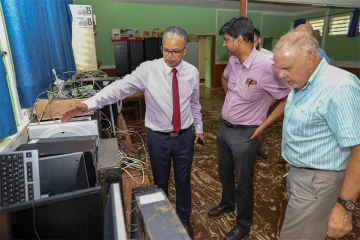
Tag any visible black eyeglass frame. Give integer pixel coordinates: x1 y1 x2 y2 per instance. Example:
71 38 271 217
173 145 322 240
160 45 187 56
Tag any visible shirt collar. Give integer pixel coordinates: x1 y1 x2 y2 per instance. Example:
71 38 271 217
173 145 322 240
163 58 183 75
234 47 258 69
301 58 328 90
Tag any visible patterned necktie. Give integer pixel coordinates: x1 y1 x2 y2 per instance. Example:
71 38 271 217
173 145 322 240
171 68 181 133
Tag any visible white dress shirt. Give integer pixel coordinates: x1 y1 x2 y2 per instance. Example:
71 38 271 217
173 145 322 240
260 47 273 59
84 58 203 133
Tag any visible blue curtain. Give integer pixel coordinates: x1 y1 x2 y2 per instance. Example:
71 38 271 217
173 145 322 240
1 0 75 108
0 58 17 139
293 18 306 28
348 8 360 37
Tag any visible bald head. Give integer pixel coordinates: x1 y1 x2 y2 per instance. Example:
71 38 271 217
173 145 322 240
295 23 314 36
273 30 321 89
274 30 320 58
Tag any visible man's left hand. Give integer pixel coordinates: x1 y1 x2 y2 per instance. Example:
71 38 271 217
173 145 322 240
194 133 205 147
327 203 353 238
250 126 264 143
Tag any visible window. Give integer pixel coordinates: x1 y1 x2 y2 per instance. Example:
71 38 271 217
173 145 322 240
328 14 351 36
307 18 325 36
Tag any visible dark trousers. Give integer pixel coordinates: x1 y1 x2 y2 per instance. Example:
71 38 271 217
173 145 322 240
147 128 195 224
217 122 259 228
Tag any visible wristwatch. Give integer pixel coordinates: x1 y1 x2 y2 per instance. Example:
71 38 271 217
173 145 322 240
337 197 357 212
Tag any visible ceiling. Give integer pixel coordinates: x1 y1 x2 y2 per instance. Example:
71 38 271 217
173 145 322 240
103 0 359 14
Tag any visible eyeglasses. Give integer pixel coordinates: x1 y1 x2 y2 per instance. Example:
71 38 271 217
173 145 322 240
161 45 186 56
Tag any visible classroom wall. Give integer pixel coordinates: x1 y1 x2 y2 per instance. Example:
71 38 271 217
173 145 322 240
261 14 293 38
73 1 359 72
73 0 294 65
73 0 216 66
295 8 360 63
325 8 360 62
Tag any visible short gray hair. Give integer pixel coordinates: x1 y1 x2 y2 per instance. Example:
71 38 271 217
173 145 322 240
163 26 188 45
274 30 320 58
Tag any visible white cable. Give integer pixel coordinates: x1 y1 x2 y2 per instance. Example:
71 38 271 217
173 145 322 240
52 69 65 98
115 128 148 164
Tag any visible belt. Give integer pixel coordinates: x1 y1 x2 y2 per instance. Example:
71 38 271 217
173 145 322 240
155 127 190 137
293 166 325 171
223 120 258 129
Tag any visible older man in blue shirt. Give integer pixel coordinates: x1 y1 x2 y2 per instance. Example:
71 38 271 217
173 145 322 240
274 30 360 239
296 23 330 64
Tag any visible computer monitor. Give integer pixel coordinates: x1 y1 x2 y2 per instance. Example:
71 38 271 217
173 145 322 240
39 152 89 196
103 183 127 240
0 186 103 239
16 136 98 187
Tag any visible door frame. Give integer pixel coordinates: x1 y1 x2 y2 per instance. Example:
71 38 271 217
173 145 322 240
195 34 216 88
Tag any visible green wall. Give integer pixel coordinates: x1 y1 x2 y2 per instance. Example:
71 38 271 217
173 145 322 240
295 8 360 62
261 15 293 37
73 0 296 65
73 1 359 65
215 10 238 62
74 0 216 65
325 8 360 62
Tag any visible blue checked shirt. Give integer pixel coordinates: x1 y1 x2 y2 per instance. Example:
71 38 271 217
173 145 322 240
282 59 360 171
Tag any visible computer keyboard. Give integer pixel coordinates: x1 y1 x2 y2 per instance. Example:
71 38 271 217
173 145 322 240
0 150 41 207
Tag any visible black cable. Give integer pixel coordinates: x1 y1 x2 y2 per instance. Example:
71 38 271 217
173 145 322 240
32 200 40 240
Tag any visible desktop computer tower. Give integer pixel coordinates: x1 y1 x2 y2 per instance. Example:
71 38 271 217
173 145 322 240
130 185 158 239
97 138 122 204
144 37 162 61
16 136 98 187
113 41 130 77
113 40 145 77
129 40 144 72
135 188 191 240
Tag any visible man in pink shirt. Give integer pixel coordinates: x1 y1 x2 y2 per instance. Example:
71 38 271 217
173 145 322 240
208 17 290 240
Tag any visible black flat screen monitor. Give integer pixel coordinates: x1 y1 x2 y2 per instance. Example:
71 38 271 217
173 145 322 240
39 152 89 196
103 183 127 240
0 186 103 239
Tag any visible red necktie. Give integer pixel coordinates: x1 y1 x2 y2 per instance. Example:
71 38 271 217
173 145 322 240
172 68 181 133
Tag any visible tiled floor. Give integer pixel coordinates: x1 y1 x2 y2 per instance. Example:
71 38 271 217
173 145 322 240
123 85 360 240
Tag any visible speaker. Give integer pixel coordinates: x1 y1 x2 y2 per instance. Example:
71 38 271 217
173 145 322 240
113 41 130 77
144 37 162 61
129 40 144 72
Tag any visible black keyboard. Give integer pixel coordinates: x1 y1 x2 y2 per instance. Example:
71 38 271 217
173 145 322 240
0 150 40 207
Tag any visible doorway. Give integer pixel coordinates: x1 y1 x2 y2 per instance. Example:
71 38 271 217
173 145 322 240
198 36 213 89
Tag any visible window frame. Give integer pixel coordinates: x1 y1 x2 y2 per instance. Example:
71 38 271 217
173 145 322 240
307 17 325 36
328 13 352 36
0 5 30 150
0 6 23 124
